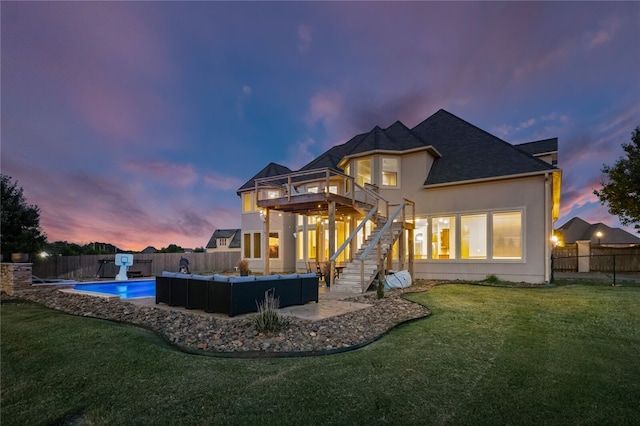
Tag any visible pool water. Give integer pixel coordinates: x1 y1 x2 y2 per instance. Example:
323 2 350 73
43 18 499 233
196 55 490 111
74 279 155 299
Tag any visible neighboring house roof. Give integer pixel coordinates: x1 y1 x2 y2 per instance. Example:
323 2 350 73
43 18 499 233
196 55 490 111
557 217 640 245
141 246 157 253
206 229 241 249
237 109 559 192
515 138 558 157
238 162 292 193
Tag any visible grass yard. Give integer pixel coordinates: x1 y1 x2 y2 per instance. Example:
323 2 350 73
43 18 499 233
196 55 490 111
2 283 639 425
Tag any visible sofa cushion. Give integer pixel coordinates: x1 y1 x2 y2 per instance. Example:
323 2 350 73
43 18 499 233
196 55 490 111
299 273 317 279
213 274 231 282
229 276 257 283
161 271 178 277
176 273 193 279
255 274 280 281
191 274 213 281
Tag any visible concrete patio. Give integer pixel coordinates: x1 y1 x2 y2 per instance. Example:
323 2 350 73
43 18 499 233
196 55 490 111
128 282 374 321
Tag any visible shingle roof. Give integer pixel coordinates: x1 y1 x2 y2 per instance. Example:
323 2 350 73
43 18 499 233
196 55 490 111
237 162 293 193
206 229 241 248
237 109 559 193
557 217 640 245
411 110 557 186
515 138 558 156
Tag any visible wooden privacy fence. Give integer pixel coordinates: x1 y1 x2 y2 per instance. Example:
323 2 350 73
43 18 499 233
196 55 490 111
552 246 640 273
32 252 242 281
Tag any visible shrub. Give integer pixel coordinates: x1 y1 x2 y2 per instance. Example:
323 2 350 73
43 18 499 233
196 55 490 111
237 258 250 275
253 289 290 333
483 274 501 284
377 274 385 299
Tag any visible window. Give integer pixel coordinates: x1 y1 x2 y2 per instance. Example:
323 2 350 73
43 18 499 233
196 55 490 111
253 232 261 258
218 238 227 247
297 231 304 260
308 229 317 259
381 157 399 187
432 216 456 259
266 190 280 199
243 233 251 258
242 192 254 212
493 212 522 259
269 232 279 259
461 214 487 259
356 158 371 186
414 218 429 259
307 186 319 193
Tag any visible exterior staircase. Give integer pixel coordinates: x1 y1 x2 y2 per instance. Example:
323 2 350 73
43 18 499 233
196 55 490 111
331 218 405 293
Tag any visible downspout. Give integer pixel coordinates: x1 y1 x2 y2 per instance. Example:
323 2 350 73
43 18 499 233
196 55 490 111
544 173 550 282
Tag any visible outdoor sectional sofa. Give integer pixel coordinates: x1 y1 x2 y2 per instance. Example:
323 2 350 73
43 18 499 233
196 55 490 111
155 272 319 317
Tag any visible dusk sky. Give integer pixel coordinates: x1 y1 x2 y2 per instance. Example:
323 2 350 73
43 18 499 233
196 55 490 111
2 2 639 251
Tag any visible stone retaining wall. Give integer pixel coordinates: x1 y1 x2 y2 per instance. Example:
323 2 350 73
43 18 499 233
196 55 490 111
1 263 33 296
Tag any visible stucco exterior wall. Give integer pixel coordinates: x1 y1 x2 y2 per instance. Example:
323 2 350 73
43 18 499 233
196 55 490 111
394 174 552 283
240 209 296 273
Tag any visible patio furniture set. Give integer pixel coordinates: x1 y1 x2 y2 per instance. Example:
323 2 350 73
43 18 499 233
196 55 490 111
156 272 319 317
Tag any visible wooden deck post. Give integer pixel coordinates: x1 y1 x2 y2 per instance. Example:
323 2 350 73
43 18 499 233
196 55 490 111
329 200 336 282
264 208 270 275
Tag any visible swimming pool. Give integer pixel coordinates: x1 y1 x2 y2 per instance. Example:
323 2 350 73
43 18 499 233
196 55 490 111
73 279 155 299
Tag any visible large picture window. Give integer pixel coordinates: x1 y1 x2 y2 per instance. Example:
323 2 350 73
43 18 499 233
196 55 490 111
432 216 456 259
493 212 522 259
461 214 487 259
381 157 399 187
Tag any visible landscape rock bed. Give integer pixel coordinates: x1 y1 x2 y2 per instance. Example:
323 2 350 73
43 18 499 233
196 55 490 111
2 282 436 356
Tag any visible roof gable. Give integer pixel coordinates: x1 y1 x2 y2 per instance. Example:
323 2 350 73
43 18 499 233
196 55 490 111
237 162 293 193
206 228 241 248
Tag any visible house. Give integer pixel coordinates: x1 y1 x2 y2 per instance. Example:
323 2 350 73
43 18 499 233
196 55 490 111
555 217 640 248
237 109 562 292
206 229 242 253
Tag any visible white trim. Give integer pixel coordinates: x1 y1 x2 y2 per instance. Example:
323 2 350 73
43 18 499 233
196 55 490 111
423 170 555 189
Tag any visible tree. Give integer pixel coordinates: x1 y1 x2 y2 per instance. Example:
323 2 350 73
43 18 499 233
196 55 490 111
1 175 47 256
594 126 640 233
159 244 184 253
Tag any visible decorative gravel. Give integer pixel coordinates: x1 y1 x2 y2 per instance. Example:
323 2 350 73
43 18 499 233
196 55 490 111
2 282 436 357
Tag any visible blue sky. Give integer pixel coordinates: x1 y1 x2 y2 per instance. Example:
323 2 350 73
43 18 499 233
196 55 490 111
2 2 639 250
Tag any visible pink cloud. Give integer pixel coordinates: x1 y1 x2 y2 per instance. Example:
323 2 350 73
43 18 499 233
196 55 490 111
123 161 198 189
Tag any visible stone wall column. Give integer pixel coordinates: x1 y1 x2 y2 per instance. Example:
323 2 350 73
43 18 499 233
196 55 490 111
0 262 33 296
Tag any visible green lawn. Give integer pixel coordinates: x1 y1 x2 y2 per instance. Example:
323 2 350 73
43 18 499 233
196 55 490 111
2 284 639 425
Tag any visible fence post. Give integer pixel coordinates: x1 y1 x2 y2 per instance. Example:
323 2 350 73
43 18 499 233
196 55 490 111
613 255 616 286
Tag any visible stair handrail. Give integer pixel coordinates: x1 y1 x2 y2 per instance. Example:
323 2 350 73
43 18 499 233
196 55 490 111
357 201 406 291
358 202 405 261
330 204 378 263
